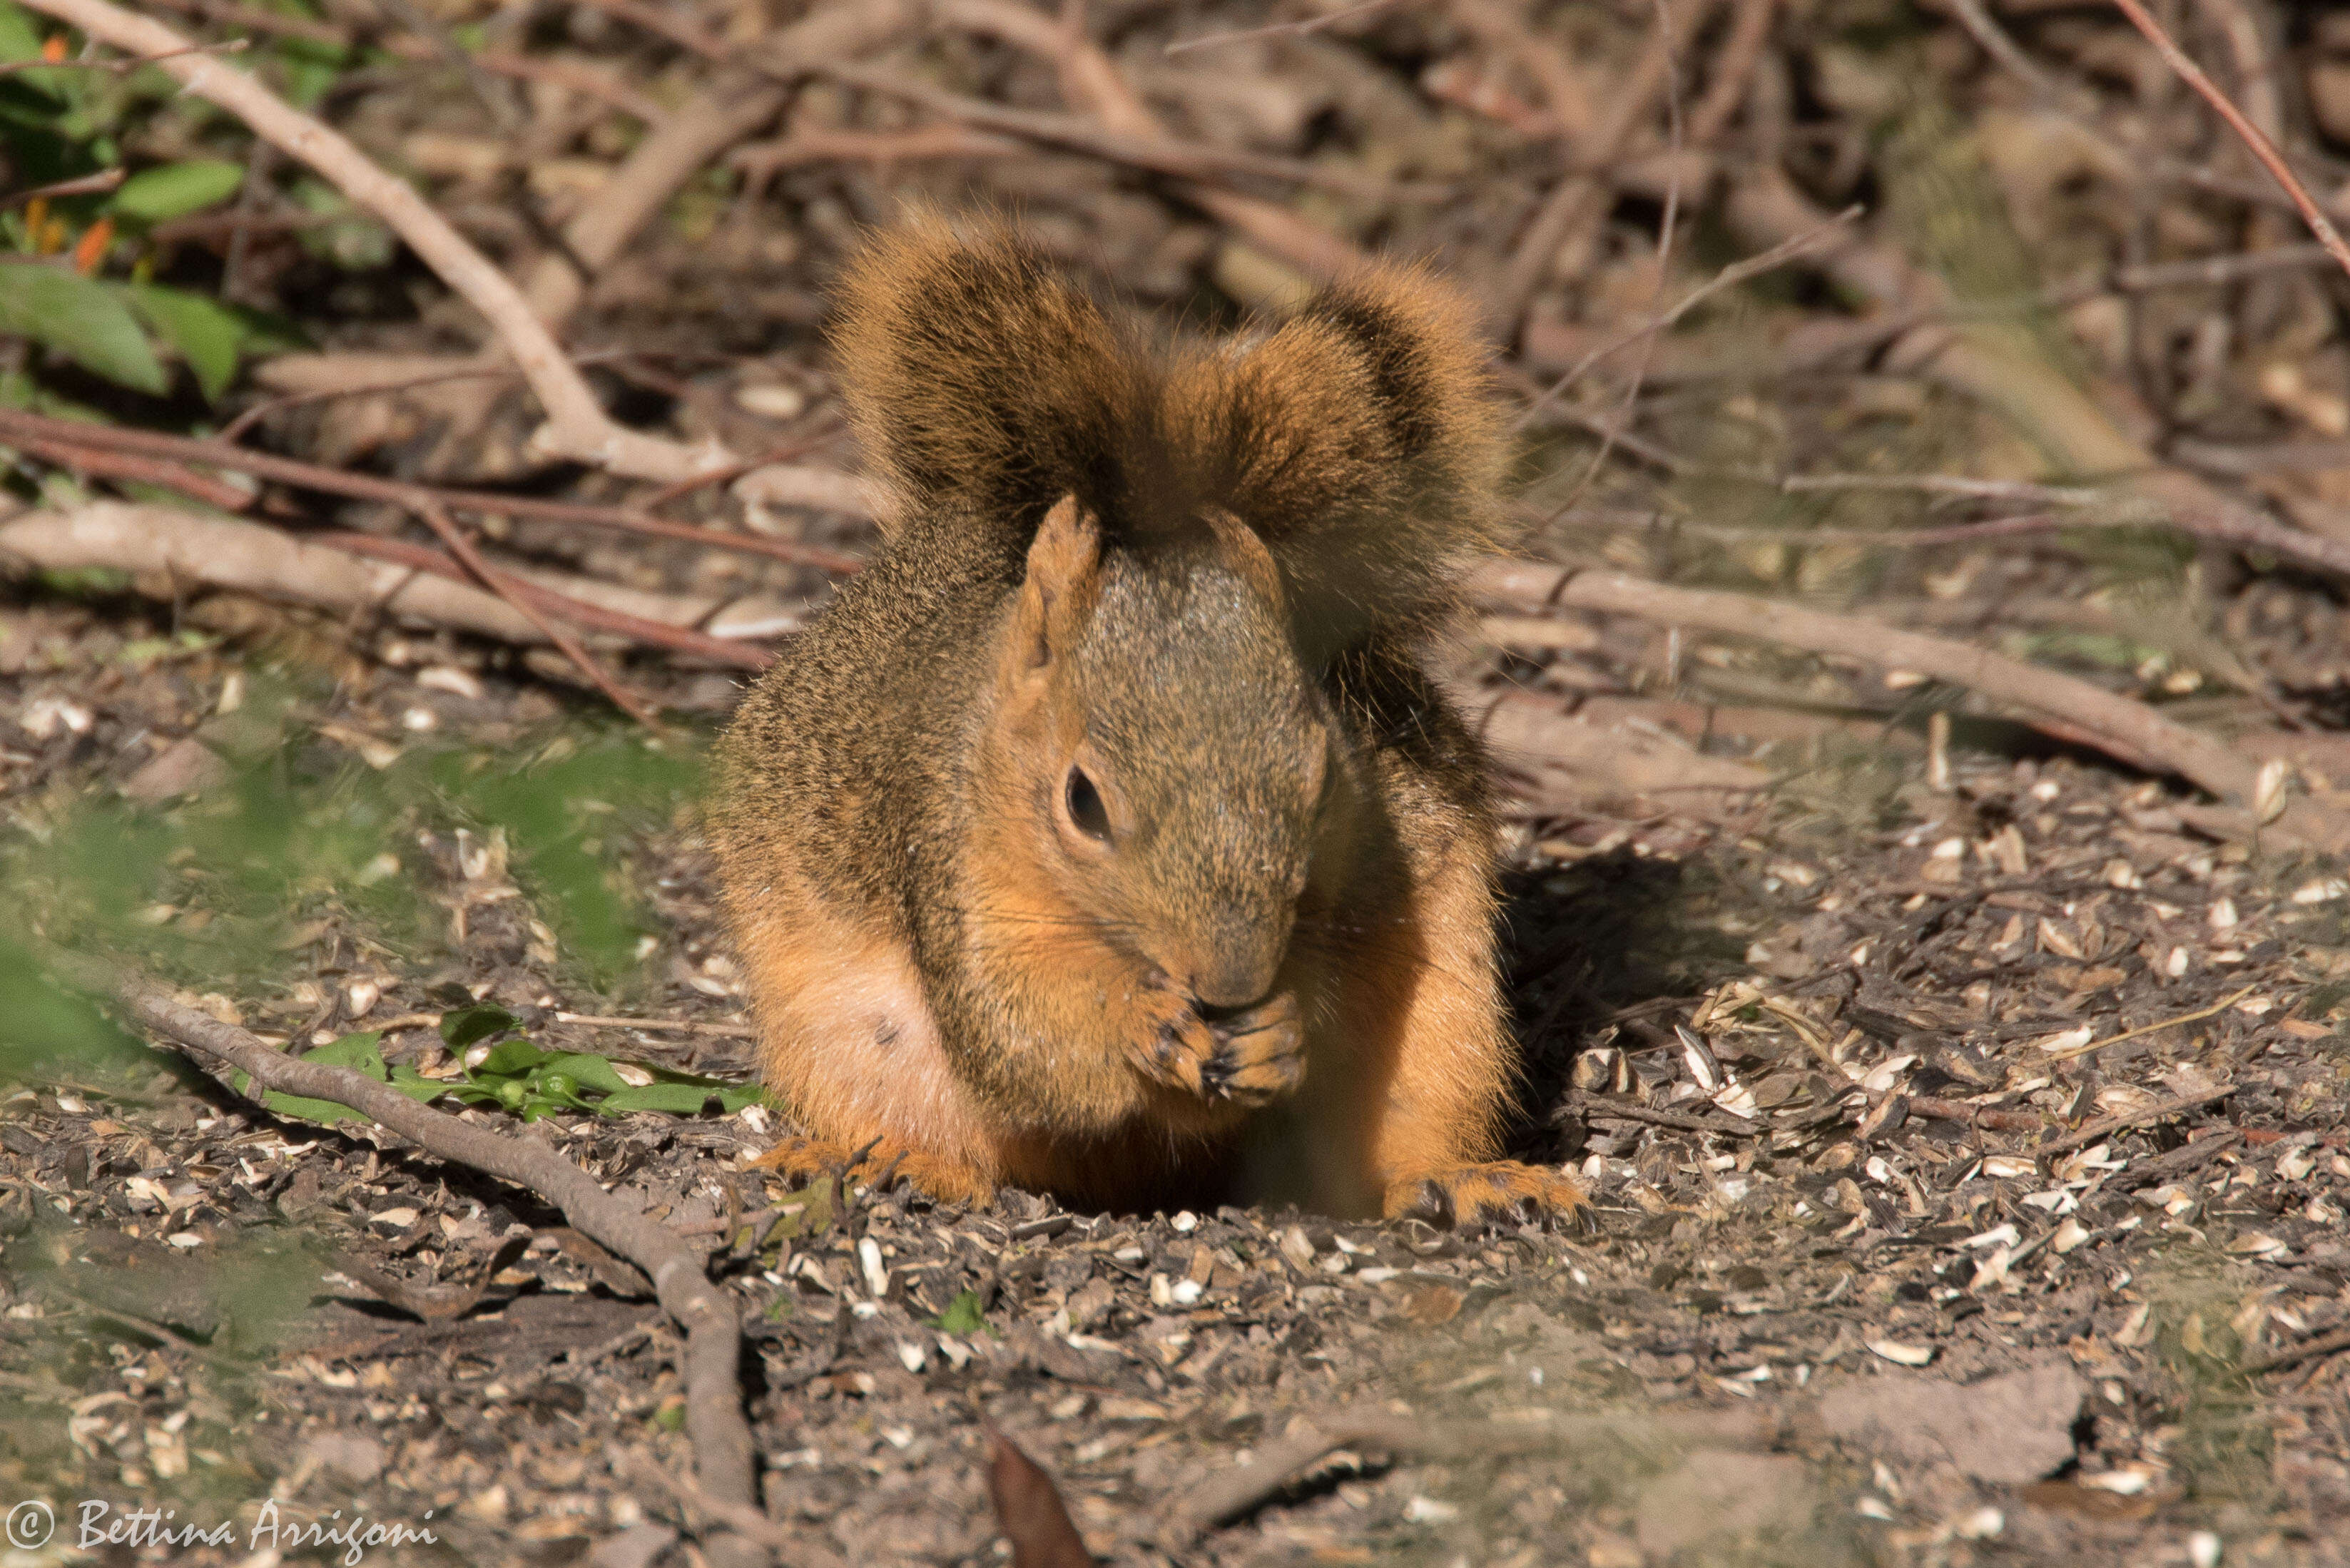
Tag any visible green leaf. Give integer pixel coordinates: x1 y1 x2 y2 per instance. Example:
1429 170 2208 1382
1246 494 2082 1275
384 1064 450 1105
539 1051 634 1096
301 1031 386 1070
230 1032 390 1126
130 283 243 399
439 1003 518 1050
110 160 244 222
472 1039 549 1076
933 1289 991 1336
0 266 166 393
597 1082 722 1116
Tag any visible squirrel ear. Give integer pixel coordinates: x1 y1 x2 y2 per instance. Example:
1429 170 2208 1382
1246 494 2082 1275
1200 507 1286 614
1010 495 1102 673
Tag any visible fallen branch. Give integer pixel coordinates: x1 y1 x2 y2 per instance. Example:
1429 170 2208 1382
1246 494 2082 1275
13 0 723 483
0 504 783 668
0 406 868 572
65 961 768 1568
1472 561 2350 850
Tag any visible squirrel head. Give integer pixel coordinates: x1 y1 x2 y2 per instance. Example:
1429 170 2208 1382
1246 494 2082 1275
834 219 1504 1004
977 496 1333 1009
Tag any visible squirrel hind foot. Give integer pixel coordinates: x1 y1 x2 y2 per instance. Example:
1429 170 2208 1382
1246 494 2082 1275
749 1135 997 1210
1383 1160 1592 1233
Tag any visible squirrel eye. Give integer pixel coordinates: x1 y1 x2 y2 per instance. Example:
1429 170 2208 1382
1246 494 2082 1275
1064 766 1113 844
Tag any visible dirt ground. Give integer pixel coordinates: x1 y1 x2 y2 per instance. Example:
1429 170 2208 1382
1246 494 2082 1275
4 584 2349 1567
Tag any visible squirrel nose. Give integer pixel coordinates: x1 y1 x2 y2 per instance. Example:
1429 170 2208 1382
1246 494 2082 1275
1188 957 1278 1012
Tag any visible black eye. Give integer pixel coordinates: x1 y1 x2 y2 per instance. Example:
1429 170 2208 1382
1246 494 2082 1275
1064 766 1112 843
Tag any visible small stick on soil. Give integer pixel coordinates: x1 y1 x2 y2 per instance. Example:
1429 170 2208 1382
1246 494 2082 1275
731 125 1025 185
1906 1096 2045 1134
2107 0 2350 283
555 1012 758 1038
1563 1094 1759 1137
12 0 726 484
2032 1084 2240 1161
2043 982 2265 1064
405 499 661 727
1169 1408 1456 1541
69 963 770 1568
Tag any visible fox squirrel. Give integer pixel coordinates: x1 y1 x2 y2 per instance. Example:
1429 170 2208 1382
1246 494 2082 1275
711 222 1585 1226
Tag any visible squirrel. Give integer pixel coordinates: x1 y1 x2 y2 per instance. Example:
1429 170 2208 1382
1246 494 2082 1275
710 220 1586 1227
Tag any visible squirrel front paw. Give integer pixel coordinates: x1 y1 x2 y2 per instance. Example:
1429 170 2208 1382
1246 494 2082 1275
1130 988 1306 1106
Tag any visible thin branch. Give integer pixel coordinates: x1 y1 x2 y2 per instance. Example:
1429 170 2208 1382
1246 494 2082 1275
0 407 866 573
405 499 659 726
2107 0 2350 283
1164 0 1405 56
1515 203 1861 428
0 503 781 667
1 168 123 205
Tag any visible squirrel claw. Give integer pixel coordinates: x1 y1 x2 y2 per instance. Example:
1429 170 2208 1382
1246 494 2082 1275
1387 1161 1591 1232
1131 989 1305 1106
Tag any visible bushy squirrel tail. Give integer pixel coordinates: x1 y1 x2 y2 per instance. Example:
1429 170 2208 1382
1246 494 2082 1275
830 218 1507 643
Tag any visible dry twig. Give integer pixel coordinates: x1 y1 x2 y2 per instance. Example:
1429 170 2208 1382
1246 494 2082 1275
1475 561 2350 850
0 407 866 573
